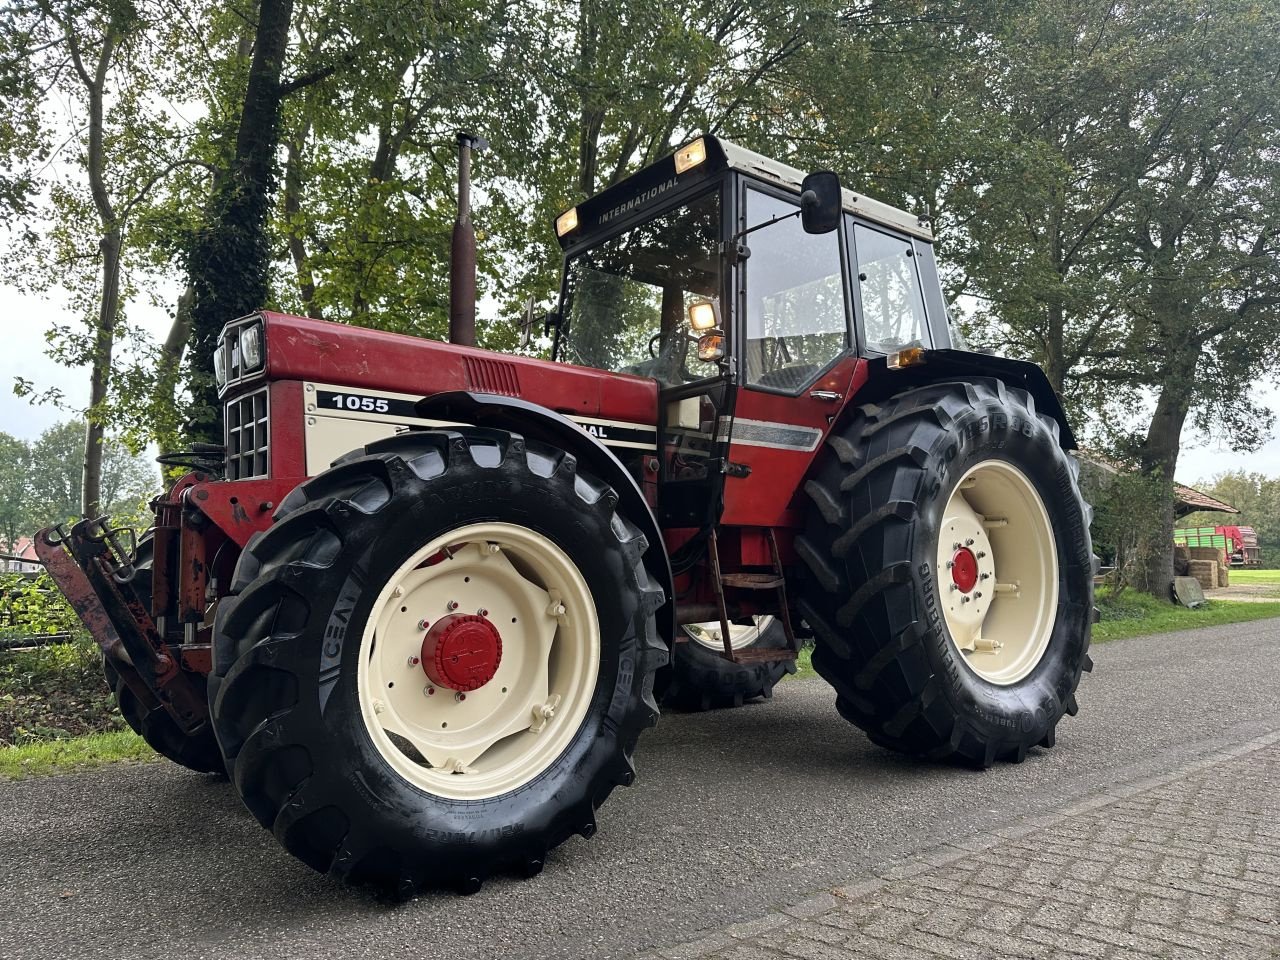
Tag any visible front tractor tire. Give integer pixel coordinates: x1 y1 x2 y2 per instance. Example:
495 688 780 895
796 379 1093 767
209 429 667 894
665 617 795 710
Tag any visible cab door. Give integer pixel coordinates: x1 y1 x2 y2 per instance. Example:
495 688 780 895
721 183 857 529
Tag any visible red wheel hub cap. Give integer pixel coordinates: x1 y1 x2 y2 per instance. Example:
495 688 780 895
950 547 979 593
421 614 503 691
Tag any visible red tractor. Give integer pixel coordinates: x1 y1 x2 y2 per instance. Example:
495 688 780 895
37 136 1093 894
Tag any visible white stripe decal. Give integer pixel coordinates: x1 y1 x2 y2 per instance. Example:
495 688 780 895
730 418 823 452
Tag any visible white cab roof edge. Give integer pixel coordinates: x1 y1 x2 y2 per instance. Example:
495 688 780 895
717 139 934 243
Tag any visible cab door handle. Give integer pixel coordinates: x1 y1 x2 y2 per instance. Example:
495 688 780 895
809 390 842 401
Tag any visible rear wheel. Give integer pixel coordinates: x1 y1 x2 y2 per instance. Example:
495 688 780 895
664 617 795 710
209 429 667 893
795 379 1093 766
101 535 223 774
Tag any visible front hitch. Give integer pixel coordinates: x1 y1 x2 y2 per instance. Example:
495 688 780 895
35 519 209 734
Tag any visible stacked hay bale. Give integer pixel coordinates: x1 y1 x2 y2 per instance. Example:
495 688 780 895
1187 559 1220 591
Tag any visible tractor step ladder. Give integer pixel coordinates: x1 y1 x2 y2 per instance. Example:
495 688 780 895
706 529 799 664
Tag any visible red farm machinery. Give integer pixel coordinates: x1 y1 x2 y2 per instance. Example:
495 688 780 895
36 136 1093 894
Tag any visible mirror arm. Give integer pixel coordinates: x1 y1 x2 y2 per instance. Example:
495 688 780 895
723 208 802 248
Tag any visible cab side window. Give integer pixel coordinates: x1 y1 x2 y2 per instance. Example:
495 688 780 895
743 189 848 392
852 223 930 354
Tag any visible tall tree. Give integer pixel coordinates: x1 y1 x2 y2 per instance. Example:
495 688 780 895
2 1 215 514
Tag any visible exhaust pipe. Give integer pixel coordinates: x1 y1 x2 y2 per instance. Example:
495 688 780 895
449 131 488 347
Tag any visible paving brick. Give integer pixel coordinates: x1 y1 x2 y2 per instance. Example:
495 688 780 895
649 743 1280 960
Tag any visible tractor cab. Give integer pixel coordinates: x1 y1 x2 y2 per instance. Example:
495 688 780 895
549 135 952 529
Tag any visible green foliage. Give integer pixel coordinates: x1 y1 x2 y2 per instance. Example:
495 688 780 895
0 421 157 544
0 636 123 750
0 573 85 639
1079 457 1164 591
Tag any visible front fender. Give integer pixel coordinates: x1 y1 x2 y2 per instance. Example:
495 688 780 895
415 391 675 646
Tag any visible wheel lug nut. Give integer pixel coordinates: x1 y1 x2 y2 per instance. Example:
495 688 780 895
977 551 987 559
446 600 459 611
418 619 430 630
425 686 435 696
980 572 990 580
454 692 466 702
965 538 975 546
477 608 488 617
408 656 420 667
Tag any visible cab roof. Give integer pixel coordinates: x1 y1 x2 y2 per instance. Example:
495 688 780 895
716 138 933 241
556 135 933 247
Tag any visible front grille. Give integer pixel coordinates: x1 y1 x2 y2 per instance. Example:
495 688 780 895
225 387 269 480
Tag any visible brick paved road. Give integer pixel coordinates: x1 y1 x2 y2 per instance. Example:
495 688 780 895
645 733 1280 960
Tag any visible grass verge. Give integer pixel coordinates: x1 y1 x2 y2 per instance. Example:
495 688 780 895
1093 591 1280 642
0 729 156 780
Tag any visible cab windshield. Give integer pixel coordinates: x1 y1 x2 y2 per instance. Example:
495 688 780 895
557 190 721 387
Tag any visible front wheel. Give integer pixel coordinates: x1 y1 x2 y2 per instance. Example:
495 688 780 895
664 617 795 710
795 379 1093 766
209 429 667 893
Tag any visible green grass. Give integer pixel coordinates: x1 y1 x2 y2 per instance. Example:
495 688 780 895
1093 591 1280 642
1225 568 1280 586
0 729 156 780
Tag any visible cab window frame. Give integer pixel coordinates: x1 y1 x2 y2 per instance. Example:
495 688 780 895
554 176 732 389
846 214 934 357
735 178 855 397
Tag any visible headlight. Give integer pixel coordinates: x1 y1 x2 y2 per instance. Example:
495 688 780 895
239 322 264 370
213 345 227 387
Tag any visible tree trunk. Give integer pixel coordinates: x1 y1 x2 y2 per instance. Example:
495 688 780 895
1135 372 1195 598
82 227 122 518
186 0 295 443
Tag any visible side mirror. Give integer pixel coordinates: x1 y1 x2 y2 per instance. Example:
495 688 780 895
800 171 841 235
519 295 536 348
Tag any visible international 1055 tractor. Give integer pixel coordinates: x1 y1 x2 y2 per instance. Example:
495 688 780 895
37 135 1093 895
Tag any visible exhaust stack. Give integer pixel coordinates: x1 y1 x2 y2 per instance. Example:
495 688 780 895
449 132 488 347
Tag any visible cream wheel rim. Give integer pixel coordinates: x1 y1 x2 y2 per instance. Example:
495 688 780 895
937 460 1058 685
683 616 775 652
356 522 599 800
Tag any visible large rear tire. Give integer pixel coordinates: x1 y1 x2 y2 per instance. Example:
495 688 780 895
664 617 795 710
795 379 1093 766
101 535 223 774
209 429 667 893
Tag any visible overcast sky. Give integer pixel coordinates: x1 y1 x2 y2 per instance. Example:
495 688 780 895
2 282 1278 488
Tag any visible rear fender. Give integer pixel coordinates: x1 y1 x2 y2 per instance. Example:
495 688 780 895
416 391 675 647
854 349 1078 450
